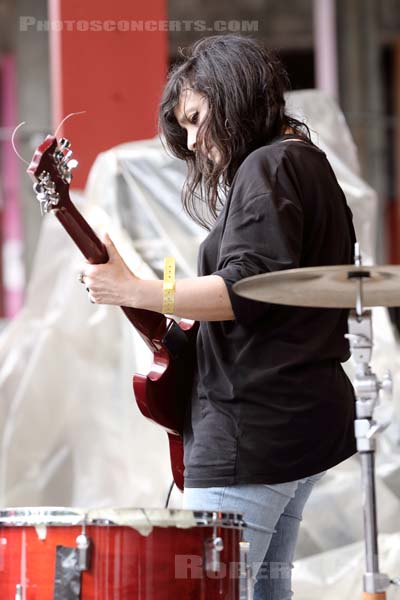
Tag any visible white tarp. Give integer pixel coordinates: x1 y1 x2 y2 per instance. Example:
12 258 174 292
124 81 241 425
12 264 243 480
0 90 399 596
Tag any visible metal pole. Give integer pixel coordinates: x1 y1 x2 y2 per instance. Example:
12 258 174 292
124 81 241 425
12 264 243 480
361 452 380 574
312 0 339 99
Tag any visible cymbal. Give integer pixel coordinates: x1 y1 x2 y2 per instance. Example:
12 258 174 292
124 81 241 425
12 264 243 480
232 265 400 308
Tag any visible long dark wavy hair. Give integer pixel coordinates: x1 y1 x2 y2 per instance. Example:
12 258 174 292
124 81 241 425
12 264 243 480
158 35 310 230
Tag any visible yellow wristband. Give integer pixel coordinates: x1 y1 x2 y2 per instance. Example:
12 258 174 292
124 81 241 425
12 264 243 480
162 256 175 314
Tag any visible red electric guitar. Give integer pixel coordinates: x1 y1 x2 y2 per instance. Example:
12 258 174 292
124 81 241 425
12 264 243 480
27 135 198 491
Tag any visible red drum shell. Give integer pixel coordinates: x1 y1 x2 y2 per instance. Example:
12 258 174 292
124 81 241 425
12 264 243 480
0 508 244 599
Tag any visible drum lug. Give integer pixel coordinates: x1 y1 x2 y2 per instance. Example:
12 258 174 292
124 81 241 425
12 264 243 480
239 541 254 600
204 534 224 574
15 584 23 600
76 531 91 571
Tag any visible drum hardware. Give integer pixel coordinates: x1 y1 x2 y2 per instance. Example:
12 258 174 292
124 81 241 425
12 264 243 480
0 508 245 598
239 541 253 600
204 512 224 574
15 584 23 600
346 246 397 598
76 522 91 572
347 308 393 598
234 243 400 599
204 535 224 574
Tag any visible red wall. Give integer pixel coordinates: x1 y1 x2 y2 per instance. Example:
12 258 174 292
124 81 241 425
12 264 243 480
48 0 168 189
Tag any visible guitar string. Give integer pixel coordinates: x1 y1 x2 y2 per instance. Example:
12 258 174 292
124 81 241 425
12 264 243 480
11 121 29 165
10 110 86 165
54 110 86 138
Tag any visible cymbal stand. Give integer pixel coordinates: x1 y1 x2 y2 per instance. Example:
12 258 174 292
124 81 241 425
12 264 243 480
345 245 398 600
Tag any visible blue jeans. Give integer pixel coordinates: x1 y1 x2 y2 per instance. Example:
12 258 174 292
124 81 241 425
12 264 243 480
183 471 326 600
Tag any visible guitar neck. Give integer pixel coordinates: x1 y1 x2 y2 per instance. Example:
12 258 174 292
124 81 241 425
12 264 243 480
55 199 168 350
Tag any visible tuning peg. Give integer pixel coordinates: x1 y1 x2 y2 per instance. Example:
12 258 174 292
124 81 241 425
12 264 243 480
67 159 78 170
39 171 50 184
33 182 44 194
54 150 64 163
36 192 49 202
62 149 73 164
59 138 71 149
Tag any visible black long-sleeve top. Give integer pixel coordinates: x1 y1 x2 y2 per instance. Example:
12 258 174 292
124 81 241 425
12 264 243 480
183 133 357 488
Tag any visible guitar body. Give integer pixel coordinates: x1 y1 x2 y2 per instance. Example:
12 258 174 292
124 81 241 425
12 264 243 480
27 135 199 492
133 320 198 491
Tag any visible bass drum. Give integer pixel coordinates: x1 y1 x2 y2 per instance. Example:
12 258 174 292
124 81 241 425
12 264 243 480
0 507 248 599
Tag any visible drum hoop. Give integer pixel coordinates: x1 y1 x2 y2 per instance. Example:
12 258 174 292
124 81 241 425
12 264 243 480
89 510 245 528
0 507 245 529
0 507 86 526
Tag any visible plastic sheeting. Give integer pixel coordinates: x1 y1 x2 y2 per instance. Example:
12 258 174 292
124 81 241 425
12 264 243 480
0 89 399 597
294 533 400 599
0 206 172 508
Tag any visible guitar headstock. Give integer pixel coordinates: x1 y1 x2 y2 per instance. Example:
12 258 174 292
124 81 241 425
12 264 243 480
27 135 78 215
